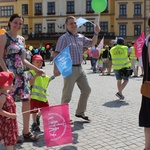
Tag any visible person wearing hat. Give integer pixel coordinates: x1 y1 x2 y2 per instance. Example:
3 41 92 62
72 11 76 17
27 54 55 132
110 37 131 100
0 72 18 150
100 45 111 75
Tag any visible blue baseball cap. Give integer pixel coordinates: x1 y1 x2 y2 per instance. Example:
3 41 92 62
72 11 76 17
117 37 124 45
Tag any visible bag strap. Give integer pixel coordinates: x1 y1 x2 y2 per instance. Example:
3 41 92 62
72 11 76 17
5 32 16 43
5 33 24 50
146 51 149 80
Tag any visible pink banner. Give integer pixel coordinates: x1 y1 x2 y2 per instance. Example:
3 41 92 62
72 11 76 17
41 104 73 147
133 32 145 58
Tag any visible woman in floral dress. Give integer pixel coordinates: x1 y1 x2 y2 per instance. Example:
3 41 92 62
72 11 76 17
0 14 44 141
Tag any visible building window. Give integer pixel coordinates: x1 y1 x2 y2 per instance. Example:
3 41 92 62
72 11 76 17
100 22 108 32
47 23 55 33
67 1 74 14
86 0 93 13
1 26 9 32
35 3 42 15
134 25 141 36
86 22 94 33
134 4 141 16
1 6 13 17
47 2 55 14
22 24 28 35
119 25 126 36
22 4 28 15
35 24 42 33
119 4 126 16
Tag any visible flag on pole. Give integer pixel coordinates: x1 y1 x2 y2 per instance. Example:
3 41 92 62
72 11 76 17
133 32 145 58
54 45 72 78
76 17 95 28
110 37 117 45
115 37 117 43
96 36 104 52
41 104 73 147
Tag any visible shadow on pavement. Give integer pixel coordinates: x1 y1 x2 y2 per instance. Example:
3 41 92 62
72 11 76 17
103 99 129 108
86 71 115 77
33 134 45 147
59 145 78 150
14 144 24 150
14 134 45 149
72 133 79 144
72 121 90 132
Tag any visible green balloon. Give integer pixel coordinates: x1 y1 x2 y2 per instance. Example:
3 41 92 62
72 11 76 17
91 0 107 13
41 46 45 51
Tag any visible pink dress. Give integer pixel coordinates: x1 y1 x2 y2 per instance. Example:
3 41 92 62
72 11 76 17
0 93 18 146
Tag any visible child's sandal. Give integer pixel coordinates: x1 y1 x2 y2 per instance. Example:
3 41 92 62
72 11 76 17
17 136 23 143
23 132 39 142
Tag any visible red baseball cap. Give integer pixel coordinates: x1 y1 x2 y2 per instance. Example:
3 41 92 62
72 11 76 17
32 54 43 61
0 72 14 88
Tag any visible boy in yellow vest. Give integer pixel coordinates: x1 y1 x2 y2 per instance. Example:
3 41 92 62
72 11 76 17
28 54 55 131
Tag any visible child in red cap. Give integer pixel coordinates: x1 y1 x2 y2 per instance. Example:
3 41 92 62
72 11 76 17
27 54 55 131
0 72 18 150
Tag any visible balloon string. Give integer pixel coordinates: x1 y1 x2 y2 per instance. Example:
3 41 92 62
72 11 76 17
98 13 100 24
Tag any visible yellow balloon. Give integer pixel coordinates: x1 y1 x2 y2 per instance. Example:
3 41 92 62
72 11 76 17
29 46 33 50
0 28 6 34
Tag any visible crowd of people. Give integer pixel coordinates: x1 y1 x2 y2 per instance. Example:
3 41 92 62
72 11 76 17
0 13 149 150
83 41 143 77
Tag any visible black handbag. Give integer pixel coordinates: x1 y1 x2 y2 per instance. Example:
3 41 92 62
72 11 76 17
120 67 133 77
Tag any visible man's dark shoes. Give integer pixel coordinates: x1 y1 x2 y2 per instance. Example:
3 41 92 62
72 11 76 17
116 92 124 100
132 75 138 78
140 74 144 77
75 115 91 121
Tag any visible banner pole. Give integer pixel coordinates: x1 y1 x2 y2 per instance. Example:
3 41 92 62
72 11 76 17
89 21 96 26
22 108 40 114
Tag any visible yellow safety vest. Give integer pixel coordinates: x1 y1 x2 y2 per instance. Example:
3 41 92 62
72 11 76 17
29 70 50 102
130 46 136 59
98 58 103 64
110 44 131 70
83 51 88 57
100 48 105 54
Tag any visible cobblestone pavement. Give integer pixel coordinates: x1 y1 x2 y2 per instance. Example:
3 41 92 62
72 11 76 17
0 60 145 150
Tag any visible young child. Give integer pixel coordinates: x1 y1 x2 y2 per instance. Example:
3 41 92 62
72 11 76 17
0 72 18 150
97 54 104 74
27 54 55 132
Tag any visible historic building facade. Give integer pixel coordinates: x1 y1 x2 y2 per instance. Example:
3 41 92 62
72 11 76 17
0 0 149 48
